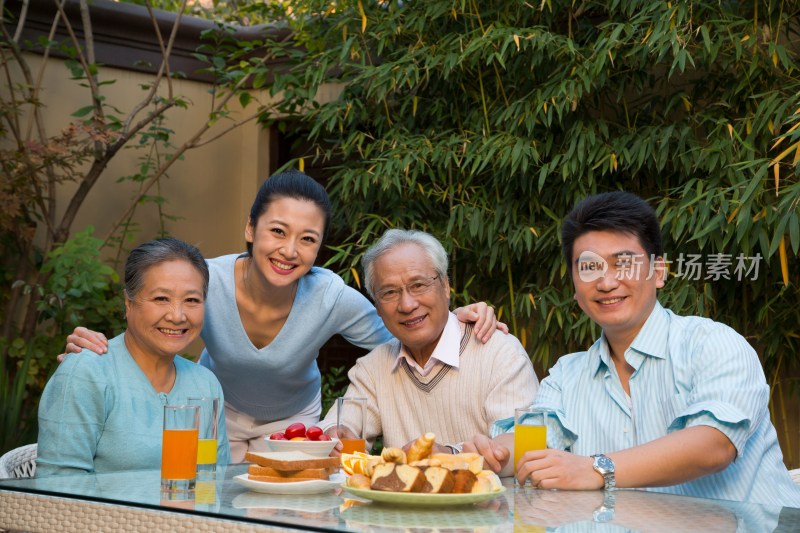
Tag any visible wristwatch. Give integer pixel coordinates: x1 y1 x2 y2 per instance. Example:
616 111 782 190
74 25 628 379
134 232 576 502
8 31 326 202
590 454 616 490
592 491 616 523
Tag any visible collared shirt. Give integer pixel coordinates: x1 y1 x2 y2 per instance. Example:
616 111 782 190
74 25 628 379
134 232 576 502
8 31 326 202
534 302 800 507
391 312 461 376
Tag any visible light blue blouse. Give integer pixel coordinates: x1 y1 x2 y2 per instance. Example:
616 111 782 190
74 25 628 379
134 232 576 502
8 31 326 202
199 256 392 421
532 302 800 507
37 333 231 476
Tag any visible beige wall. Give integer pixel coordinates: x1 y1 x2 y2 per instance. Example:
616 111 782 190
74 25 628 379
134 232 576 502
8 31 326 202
25 52 273 261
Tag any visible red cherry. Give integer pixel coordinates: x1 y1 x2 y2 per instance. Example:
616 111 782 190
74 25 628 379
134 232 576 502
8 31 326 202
269 432 286 440
306 426 323 441
284 422 306 440
317 434 332 441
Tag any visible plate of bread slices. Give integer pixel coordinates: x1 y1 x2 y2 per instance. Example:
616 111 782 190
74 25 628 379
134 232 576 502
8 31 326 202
341 433 505 506
235 451 345 495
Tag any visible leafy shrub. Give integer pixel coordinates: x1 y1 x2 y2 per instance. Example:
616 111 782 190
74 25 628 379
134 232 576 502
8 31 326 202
0 229 124 455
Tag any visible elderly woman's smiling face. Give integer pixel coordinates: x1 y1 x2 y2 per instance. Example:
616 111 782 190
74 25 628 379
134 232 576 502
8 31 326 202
123 259 205 361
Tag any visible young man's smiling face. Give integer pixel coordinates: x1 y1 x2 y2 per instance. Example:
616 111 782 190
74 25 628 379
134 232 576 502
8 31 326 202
571 230 665 351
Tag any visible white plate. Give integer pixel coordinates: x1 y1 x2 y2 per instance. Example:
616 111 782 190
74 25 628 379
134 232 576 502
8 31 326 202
234 473 345 495
341 484 506 506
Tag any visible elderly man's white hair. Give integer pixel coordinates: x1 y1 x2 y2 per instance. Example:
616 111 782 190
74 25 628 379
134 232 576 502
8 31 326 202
362 229 449 299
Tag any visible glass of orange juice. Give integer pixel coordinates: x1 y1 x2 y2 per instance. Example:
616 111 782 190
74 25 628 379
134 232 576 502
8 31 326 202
188 397 219 479
161 404 200 492
514 407 549 481
337 397 367 454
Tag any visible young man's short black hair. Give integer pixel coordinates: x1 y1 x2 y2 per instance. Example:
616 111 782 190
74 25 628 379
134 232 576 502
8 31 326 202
561 191 663 271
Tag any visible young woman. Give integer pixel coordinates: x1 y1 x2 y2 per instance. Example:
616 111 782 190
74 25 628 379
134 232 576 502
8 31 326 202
39 238 230 475
65 171 503 462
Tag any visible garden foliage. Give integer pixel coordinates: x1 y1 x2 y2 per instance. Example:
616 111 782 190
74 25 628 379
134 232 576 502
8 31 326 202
259 0 800 456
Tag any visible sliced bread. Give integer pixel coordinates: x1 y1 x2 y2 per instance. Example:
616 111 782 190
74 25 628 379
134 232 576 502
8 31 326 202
248 474 323 483
245 451 339 471
247 464 334 480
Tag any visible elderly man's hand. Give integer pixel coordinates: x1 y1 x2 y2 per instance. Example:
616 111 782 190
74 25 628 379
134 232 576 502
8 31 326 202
463 434 510 474
325 426 358 458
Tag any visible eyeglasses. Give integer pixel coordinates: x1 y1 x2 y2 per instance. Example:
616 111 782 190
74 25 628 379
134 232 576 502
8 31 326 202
374 275 441 304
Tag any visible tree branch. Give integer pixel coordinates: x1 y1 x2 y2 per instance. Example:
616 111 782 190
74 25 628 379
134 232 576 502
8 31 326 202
53 0 103 121
123 0 189 135
191 112 261 148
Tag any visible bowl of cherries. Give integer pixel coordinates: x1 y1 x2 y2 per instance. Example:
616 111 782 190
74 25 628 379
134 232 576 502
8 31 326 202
264 423 338 456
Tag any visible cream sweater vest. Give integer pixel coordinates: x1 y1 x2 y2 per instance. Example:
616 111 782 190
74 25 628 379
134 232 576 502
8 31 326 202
321 322 538 449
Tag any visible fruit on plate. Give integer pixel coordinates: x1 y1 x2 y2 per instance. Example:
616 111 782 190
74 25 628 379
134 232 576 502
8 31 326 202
281 423 328 441
269 432 286 440
306 426 323 440
341 451 379 475
284 423 306 440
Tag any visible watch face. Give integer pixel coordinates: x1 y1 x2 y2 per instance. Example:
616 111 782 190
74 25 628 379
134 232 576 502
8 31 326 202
595 455 614 472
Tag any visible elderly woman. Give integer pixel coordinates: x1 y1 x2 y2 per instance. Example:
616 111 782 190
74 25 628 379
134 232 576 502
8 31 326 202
37 238 230 476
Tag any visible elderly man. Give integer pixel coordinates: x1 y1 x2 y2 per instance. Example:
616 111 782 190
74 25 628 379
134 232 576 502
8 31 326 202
321 229 537 458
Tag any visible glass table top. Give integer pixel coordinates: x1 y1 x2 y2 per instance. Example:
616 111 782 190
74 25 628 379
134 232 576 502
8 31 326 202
1 464 798 532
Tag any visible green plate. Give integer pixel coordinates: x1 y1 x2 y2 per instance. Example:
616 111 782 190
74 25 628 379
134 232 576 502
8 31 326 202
341 484 506 506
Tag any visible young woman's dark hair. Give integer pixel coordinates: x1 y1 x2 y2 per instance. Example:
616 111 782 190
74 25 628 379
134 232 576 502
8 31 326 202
246 170 332 256
561 191 663 272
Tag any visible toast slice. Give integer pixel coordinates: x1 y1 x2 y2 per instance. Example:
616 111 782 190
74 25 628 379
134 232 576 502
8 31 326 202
245 451 339 471
247 464 334 480
248 474 325 483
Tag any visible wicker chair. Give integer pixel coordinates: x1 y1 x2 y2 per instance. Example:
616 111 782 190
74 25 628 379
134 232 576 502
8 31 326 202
0 443 37 479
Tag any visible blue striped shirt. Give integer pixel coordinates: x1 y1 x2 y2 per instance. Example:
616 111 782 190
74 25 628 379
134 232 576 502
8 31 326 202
533 302 800 507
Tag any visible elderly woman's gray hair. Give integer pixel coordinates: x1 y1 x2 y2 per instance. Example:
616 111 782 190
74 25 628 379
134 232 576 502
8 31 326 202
362 229 449 298
124 238 209 300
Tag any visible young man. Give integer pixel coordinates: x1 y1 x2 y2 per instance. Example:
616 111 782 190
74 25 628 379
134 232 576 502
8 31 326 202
467 191 800 506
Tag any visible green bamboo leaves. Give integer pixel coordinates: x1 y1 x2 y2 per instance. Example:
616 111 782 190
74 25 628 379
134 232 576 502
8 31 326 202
272 1 800 384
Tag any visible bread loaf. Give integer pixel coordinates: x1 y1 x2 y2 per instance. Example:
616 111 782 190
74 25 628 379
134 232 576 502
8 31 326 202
370 463 425 492
451 469 478 493
346 473 371 489
406 432 435 462
420 466 455 494
472 470 502 493
381 447 407 463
